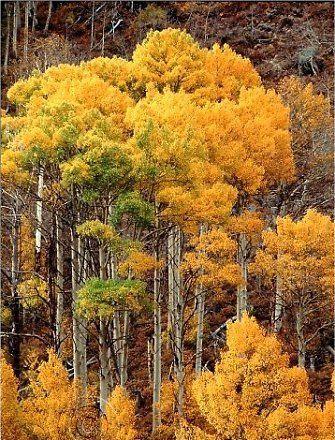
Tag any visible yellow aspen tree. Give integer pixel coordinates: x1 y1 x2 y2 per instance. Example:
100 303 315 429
22 350 80 440
188 314 320 439
251 209 334 367
132 28 205 94
195 43 261 103
0 357 27 440
101 386 137 440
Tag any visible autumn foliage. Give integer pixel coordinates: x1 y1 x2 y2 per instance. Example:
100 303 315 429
178 315 334 440
1 21 333 440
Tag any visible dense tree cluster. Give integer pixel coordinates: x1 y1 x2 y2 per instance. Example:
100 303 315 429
1 28 333 439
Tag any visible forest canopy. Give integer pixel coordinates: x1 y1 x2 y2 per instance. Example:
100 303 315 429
1 3 334 439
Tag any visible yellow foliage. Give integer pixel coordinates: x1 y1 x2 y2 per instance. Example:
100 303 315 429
22 350 80 440
20 215 35 273
252 209 334 298
0 357 27 440
101 386 137 440
0 148 30 186
183 228 241 289
158 182 237 230
118 250 161 279
279 76 332 153
176 419 214 440
195 43 261 103
190 315 318 439
18 277 48 308
227 211 264 235
76 219 116 242
132 28 205 93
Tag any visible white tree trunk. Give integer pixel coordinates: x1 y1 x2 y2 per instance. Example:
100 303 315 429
195 224 205 375
167 226 175 348
71 227 87 391
99 245 113 412
99 319 112 412
44 0 52 32
170 226 184 417
195 285 205 375
120 310 129 387
90 0 95 50
12 1 19 58
113 310 122 379
4 3 12 75
274 268 283 333
55 213 64 356
152 249 162 431
237 233 248 321
35 166 44 270
23 0 29 61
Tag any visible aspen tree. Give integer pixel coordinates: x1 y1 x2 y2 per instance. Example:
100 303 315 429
180 315 326 439
0 357 27 440
251 210 334 367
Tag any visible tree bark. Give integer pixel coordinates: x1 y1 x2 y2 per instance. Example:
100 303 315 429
170 226 184 417
99 245 113 413
4 3 12 75
35 166 44 272
152 251 162 432
55 213 64 355
31 0 37 32
274 265 283 333
195 224 205 375
296 306 306 368
90 0 95 51
10 194 21 377
99 319 112 412
152 231 162 431
71 226 87 391
44 0 52 32
23 0 29 61
195 285 205 375
12 1 19 58
120 310 129 387
167 226 174 349
237 232 248 321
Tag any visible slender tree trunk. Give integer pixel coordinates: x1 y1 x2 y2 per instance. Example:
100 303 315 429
113 310 122 379
274 267 283 333
236 233 248 321
274 205 285 332
12 1 19 58
152 203 162 431
147 338 153 383
296 306 306 368
71 226 87 391
152 221 162 431
55 213 64 355
195 286 205 375
23 0 29 61
101 4 106 56
10 195 21 377
90 0 95 51
195 224 205 375
167 226 174 349
99 245 113 413
170 226 184 417
44 0 52 32
31 0 37 32
99 319 112 412
120 310 129 387
4 3 12 75
35 166 44 272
